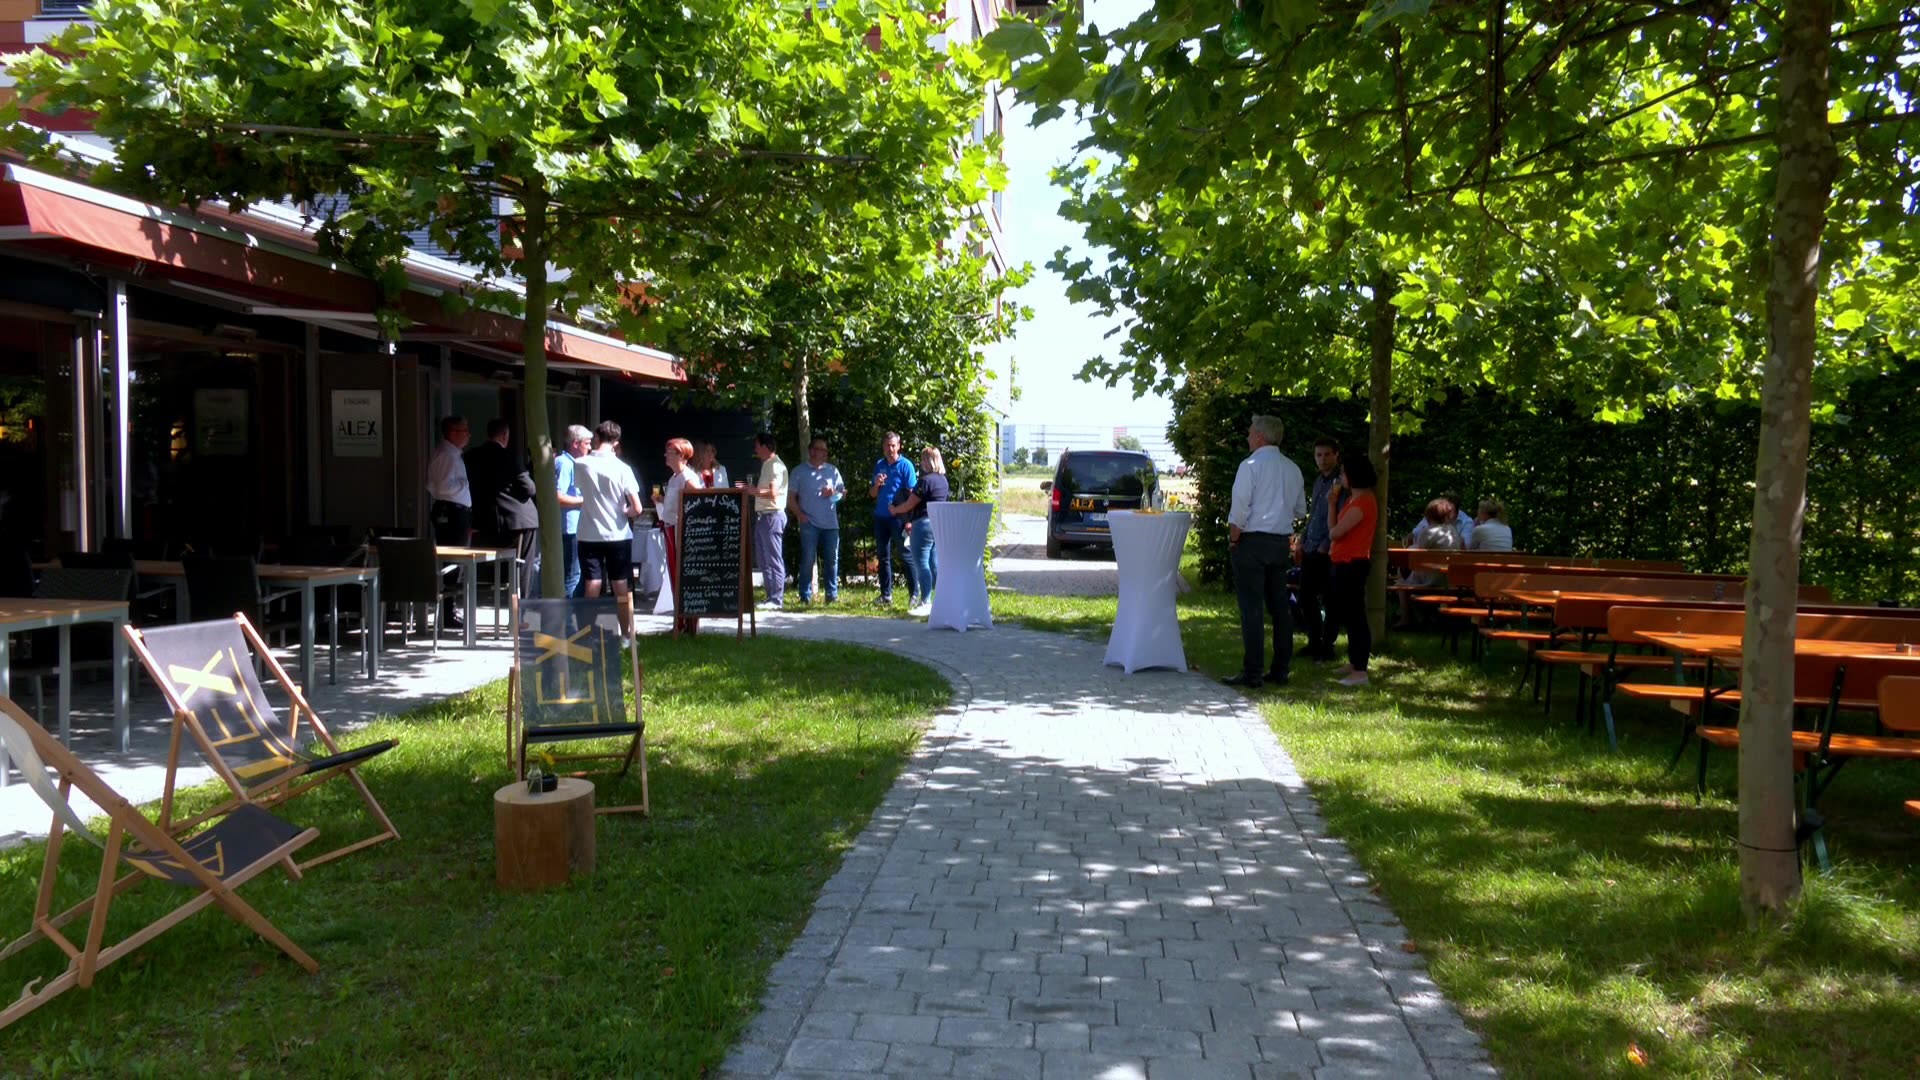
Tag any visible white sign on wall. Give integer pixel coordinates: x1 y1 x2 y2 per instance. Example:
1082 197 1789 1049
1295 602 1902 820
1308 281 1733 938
330 389 384 458
194 388 249 456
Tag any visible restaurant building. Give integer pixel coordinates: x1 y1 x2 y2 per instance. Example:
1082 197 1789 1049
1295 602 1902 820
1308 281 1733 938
0 136 735 560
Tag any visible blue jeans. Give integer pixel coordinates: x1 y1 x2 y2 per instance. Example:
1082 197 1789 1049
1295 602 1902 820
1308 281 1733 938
908 518 937 600
754 511 788 605
797 523 839 601
874 515 908 600
562 531 581 598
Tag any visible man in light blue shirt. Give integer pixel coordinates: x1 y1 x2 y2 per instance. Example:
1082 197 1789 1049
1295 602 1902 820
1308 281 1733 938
789 437 846 605
550 424 589 598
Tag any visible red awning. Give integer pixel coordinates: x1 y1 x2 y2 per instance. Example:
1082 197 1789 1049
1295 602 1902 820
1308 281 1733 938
0 164 682 383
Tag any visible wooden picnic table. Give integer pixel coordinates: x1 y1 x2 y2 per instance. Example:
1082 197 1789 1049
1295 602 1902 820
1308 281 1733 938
1636 630 1917 662
0 598 131 787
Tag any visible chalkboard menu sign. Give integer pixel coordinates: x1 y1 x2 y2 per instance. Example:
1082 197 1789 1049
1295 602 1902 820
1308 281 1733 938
675 487 755 637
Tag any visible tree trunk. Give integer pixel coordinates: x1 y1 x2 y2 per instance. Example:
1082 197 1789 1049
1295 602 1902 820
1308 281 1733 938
519 184 566 601
1366 269 1396 641
1739 0 1835 922
795 351 812 453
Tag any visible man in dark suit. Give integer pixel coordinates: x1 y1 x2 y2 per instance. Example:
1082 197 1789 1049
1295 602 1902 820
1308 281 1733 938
465 418 539 599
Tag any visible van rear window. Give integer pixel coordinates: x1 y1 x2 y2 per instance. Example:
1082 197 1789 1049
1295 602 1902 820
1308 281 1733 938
1059 454 1155 496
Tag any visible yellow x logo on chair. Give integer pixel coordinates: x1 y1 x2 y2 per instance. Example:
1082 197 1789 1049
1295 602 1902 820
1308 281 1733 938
168 654 236 703
533 626 594 665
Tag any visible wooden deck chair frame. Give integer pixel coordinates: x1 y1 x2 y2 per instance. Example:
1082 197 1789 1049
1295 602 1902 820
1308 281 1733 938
506 596 649 815
123 613 400 872
0 694 321 1033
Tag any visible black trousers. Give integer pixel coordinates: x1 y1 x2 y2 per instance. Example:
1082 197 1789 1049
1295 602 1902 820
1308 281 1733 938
1231 532 1293 679
1298 551 1335 659
1332 557 1373 671
430 501 470 610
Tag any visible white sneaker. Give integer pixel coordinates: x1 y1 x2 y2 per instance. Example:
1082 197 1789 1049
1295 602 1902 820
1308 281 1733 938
1332 663 1355 677
619 635 634 652
909 602 933 617
1337 671 1369 687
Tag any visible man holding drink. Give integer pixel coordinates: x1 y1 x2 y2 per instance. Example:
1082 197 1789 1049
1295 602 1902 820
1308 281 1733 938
790 438 846 605
869 431 918 607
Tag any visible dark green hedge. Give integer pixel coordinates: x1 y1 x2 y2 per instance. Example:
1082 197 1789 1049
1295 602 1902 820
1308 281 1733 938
765 370 996 582
1170 365 1920 605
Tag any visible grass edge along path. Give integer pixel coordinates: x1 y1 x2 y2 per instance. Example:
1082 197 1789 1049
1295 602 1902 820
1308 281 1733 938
840 556 1920 1079
0 635 949 1076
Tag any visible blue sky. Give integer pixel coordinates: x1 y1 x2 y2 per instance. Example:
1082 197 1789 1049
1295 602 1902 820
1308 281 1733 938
988 0 1172 435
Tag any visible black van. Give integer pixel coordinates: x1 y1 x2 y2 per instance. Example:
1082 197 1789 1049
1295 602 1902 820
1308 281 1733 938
1040 449 1160 558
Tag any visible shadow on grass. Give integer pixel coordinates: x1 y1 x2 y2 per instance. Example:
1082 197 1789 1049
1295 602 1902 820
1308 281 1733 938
1258 633 1920 1077
0 635 949 1075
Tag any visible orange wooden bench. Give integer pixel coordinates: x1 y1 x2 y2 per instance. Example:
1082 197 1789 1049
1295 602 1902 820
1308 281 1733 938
1694 671 1920 866
1581 607 1748 749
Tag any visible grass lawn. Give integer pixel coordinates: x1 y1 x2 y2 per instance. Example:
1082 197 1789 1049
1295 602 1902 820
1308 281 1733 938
838 550 1920 1077
0 635 948 1075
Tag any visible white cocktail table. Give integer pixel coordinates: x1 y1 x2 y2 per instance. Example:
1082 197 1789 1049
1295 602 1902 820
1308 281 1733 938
1104 511 1192 673
926 502 993 632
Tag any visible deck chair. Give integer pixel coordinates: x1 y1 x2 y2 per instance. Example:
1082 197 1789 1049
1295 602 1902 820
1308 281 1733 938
0 694 320 1032
124 614 400 871
506 597 649 815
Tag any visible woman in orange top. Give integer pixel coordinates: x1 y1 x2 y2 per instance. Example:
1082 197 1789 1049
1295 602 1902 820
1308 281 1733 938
1326 454 1379 687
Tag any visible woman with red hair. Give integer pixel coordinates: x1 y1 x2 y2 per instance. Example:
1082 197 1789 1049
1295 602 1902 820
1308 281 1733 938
659 437 701 634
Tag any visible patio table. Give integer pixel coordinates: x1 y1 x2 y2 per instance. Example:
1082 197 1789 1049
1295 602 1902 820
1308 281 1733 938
430 546 516 647
1104 511 1192 674
925 502 993 632
0 598 131 787
126 561 380 690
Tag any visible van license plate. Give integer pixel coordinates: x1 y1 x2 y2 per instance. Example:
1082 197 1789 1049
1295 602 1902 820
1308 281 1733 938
1084 512 1107 525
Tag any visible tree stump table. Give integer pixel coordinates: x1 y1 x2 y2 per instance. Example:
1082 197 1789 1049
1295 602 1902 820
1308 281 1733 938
493 778 596 890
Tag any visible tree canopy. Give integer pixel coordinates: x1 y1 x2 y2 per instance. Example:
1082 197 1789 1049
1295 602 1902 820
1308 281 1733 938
989 0 1920 916
10 0 1002 595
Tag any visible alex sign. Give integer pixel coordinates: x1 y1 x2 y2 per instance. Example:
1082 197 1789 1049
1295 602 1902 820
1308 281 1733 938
330 390 383 458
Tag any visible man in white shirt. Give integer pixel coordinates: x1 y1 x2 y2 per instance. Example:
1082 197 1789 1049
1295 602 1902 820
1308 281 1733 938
574 420 645 644
751 432 790 608
1226 414 1307 689
426 415 472 629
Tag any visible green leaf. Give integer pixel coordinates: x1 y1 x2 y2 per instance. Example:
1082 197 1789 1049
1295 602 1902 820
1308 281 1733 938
981 22 1049 63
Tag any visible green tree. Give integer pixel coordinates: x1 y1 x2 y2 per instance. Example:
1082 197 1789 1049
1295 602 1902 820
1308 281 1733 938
1114 433 1144 452
993 0 1920 914
1012 446 1030 467
1032 446 1049 467
11 0 984 598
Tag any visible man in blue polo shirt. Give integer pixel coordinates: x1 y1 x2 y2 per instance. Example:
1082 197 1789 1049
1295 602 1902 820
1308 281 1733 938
868 431 917 607
549 424 589 598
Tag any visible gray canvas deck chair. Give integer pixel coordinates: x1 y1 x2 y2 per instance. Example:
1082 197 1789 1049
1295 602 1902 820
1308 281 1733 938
125 613 400 871
0 694 320 1033
507 598 649 815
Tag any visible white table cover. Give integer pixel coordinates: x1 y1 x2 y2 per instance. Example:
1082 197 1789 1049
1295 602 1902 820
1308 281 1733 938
1104 511 1192 673
926 502 993 632
631 528 673 614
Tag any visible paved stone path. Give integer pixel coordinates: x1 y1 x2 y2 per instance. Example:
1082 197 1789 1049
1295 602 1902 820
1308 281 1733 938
990 514 1121 598
723 616 1494 1080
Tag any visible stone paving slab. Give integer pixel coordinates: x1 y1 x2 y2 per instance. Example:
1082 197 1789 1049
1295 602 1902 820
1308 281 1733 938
722 615 1494 1080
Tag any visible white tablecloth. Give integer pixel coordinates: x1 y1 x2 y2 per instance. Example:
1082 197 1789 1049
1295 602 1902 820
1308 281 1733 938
1105 511 1191 673
926 502 993 632
631 528 673 614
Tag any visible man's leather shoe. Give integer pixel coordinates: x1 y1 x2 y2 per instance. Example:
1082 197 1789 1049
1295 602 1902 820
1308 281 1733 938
1222 673 1263 689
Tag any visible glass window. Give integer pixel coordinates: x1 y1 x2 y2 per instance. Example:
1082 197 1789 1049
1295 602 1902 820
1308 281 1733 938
1058 452 1157 496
